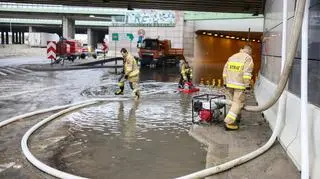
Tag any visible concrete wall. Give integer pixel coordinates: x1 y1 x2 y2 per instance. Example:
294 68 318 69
0 44 46 58
183 21 195 58
255 0 320 178
108 11 184 57
255 76 319 179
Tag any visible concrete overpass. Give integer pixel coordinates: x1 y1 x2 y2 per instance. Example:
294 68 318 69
0 2 176 48
0 1 265 47
1 0 265 14
0 2 124 45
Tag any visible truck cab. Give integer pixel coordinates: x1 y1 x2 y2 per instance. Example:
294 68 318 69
138 39 162 66
138 38 184 67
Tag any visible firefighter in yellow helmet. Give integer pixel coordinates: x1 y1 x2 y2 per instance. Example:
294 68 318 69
115 48 140 100
222 45 254 130
178 58 193 89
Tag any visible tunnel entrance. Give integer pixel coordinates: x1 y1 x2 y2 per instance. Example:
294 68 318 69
193 30 262 84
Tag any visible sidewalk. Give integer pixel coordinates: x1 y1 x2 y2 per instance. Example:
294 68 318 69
187 90 300 179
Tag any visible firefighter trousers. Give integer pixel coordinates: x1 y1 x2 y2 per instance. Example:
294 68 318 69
178 73 191 88
224 88 246 124
118 75 140 94
127 75 139 90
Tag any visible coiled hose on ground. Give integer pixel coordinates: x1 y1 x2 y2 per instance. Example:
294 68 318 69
0 1 306 177
1 90 169 179
176 0 306 178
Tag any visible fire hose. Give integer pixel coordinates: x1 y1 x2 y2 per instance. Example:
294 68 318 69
0 90 169 179
177 0 306 178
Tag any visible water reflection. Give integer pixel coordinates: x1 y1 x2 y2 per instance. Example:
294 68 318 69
139 66 180 82
51 98 207 179
179 93 193 120
118 101 140 144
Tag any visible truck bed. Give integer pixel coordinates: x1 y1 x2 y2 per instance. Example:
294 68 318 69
168 48 184 55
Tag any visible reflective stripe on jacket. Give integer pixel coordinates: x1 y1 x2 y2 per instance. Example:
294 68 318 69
124 53 139 77
180 62 192 78
222 51 254 89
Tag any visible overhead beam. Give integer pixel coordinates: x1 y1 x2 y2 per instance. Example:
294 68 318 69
1 0 264 13
0 12 113 21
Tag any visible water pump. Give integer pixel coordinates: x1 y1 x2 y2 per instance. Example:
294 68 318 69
192 94 227 124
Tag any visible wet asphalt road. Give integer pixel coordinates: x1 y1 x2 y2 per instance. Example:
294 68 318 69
0 59 208 179
0 57 301 179
0 56 48 67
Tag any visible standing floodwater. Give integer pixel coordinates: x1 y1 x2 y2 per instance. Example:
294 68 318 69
21 66 208 179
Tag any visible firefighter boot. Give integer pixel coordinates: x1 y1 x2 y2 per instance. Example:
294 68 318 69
115 90 124 95
224 123 239 131
132 89 140 100
115 82 124 95
235 114 242 124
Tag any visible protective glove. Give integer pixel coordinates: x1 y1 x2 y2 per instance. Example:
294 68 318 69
124 74 128 79
246 87 251 90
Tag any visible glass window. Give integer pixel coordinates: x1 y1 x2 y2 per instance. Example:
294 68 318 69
142 39 159 50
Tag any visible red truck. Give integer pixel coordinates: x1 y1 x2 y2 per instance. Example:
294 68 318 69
56 39 83 63
138 38 184 67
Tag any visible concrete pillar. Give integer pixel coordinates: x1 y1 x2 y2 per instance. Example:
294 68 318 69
22 32 25 44
1 31 4 44
14 32 17 44
28 26 34 33
5 32 9 44
18 32 22 44
11 31 15 44
62 16 75 39
14 32 16 44
87 28 93 52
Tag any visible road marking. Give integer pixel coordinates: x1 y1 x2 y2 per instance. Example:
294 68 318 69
0 68 16 75
0 162 15 173
18 68 33 73
6 67 27 74
0 71 7 76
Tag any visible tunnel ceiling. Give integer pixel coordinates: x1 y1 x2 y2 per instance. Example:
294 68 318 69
1 0 265 14
196 30 263 40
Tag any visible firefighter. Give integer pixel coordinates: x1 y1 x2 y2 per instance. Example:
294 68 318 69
115 48 140 100
222 45 254 130
178 59 193 89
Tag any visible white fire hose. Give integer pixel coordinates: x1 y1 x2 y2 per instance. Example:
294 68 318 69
177 0 306 178
1 89 169 179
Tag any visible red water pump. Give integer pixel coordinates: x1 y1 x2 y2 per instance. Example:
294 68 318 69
192 94 226 124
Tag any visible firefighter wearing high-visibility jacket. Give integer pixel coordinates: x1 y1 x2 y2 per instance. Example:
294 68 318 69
222 45 254 130
115 48 140 100
178 59 193 89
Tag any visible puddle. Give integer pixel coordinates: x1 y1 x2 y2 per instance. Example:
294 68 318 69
31 92 207 179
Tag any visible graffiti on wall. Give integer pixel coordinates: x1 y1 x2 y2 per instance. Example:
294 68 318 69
127 10 175 25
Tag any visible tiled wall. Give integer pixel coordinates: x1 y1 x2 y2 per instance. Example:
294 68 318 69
108 11 184 57
183 21 195 58
262 0 320 106
256 0 320 178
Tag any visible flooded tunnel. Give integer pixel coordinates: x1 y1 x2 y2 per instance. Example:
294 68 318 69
192 30 262 84
0 0 310 178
